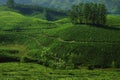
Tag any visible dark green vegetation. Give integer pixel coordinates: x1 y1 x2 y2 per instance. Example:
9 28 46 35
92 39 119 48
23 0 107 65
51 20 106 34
69 3 107 25
1 62 120 80
4 0 67 21
14 4 66 21
0 1 120 79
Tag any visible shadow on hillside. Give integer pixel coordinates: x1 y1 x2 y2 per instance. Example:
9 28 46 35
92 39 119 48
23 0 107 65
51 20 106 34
0 57 19 63
90 24 120 31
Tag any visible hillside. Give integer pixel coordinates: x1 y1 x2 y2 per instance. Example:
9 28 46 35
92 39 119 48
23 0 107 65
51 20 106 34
0 10 120 79
0 1 120 78
0 0 120 13
0 5 67 21
0 10 120 67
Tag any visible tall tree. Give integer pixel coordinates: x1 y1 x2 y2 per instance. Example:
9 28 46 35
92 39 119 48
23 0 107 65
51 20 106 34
69 3 107 25
100 4 107 25
69 5 78 24
6 0 15 8
78 3 84 24
82 3 90 24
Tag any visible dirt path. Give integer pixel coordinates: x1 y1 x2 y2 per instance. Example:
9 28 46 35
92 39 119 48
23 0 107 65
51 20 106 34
40 33 116 44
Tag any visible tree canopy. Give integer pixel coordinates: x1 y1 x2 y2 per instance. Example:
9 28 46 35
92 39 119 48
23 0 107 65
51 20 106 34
69 3 107 25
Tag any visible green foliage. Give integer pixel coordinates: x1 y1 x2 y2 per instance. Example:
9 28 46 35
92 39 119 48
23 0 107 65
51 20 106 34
43 16 120 68
0 62 120 80
0 1 120 79
69 3 107 25
0 9 120 69
107 15 120 28
0 62 52 80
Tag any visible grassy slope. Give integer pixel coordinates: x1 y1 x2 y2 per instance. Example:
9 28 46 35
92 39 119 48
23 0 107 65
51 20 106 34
0 62 120 80
45 15 120 42
0 62 52 80
41 15 120 55
0 10 120 59
0 11 48 29
0 10 120 79
0 11 49 62
0 10 119 56
107 15 120 28
35 15 120 69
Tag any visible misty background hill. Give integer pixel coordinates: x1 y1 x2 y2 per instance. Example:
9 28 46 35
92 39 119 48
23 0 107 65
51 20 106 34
0 0 120 14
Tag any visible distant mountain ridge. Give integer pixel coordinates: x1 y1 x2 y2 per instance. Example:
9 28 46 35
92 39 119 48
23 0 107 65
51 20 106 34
0 0 120 14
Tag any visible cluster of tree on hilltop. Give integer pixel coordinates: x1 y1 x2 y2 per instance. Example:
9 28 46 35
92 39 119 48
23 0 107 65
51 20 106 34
69 3 107 25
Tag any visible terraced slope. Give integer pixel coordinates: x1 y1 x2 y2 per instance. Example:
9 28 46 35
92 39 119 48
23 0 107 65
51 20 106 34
0 11 120 68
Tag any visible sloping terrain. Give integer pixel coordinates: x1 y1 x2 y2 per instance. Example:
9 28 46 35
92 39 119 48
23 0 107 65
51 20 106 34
0 10 120 68
0 5 120 79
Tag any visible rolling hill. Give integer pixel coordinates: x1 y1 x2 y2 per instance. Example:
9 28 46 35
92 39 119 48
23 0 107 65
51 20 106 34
0 9 120 67
0 10 120 79
0 1 120 78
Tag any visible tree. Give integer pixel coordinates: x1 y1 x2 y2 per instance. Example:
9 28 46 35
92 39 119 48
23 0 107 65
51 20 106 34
6 0 15 8
78 3 84 24
82 3 90 24
99 4 107 25
69 5 78 24
69 3 107 25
